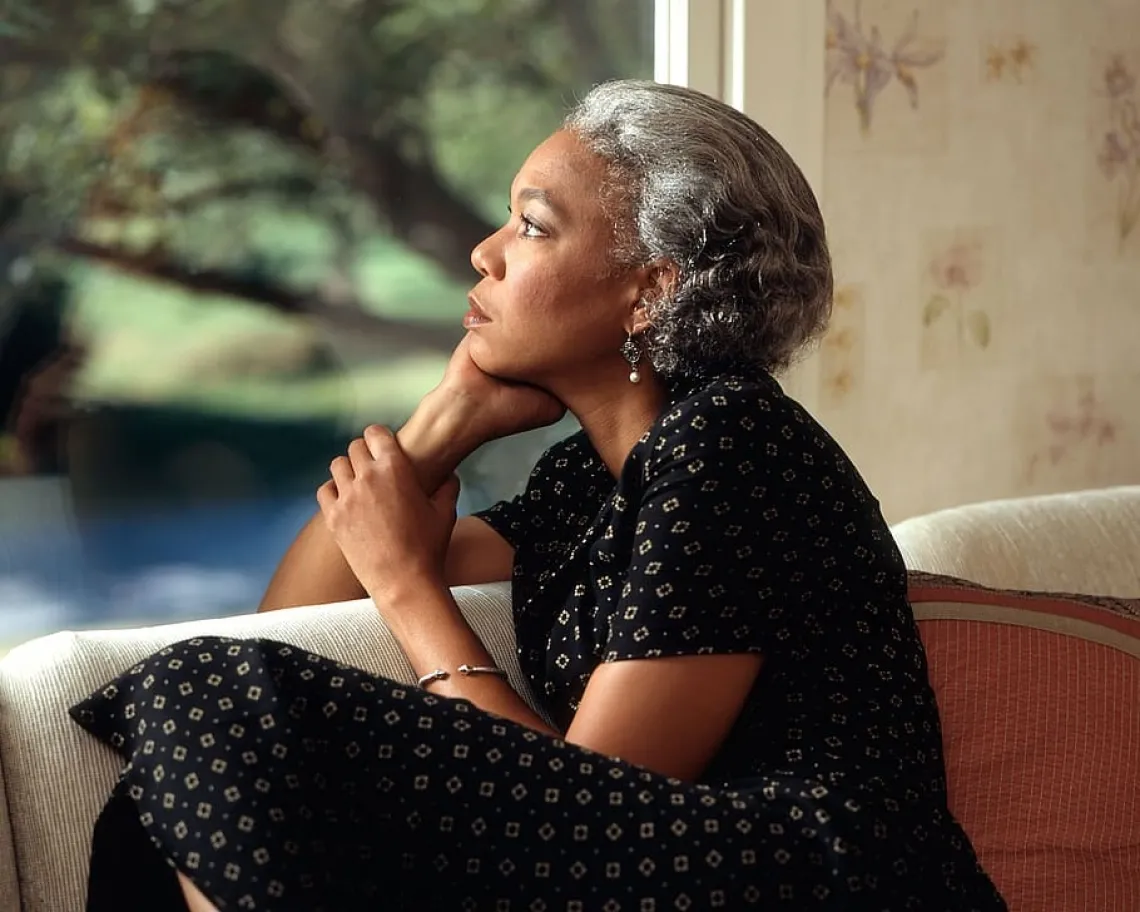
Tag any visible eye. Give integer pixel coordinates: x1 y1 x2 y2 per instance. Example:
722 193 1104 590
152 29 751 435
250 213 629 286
506 204 549 238
519 215 547 238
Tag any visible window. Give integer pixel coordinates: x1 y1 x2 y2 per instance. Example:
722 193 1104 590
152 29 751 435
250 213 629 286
0 0 659 650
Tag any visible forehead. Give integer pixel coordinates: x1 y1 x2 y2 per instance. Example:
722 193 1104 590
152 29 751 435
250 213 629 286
512 130 611 218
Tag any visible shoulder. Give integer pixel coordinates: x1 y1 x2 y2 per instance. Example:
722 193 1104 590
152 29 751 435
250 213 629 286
520 429 611 516
649 374 826 458
643 374 869 499
529 429 604 484
476 430 609 547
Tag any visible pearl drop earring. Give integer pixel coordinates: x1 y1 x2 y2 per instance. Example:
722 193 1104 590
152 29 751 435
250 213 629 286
620 332 643 384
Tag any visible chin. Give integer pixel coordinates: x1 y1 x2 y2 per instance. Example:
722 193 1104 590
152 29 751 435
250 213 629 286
467 335 539 385
465 332 508 374
464 331 493 367
467 328 560 385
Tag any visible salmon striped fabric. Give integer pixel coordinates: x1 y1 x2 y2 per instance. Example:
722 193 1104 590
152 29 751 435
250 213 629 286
908 573 1140 912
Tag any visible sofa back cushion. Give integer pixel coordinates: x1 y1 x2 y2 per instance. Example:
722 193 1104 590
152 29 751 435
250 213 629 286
893 486 1140 597
910 572 1140 912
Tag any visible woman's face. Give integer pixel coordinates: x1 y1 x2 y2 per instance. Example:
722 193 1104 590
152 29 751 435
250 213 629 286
466 129 648 388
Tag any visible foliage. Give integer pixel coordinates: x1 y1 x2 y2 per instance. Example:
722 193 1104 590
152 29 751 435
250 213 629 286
0 0 651 291
0 0 651 503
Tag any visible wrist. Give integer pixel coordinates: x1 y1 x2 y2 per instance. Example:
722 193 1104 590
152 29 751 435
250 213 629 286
397 391 484 492
367 573 456 629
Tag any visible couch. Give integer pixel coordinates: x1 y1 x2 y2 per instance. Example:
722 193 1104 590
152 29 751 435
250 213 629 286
1 486 1138 910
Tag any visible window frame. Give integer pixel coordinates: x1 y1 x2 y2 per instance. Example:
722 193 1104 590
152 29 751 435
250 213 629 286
653 0 826 403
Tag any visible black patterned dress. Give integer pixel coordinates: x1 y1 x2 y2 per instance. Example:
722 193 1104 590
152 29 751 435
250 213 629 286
72 374 1007 911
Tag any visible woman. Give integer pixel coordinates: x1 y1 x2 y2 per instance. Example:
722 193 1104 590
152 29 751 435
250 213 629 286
72 80 1006 910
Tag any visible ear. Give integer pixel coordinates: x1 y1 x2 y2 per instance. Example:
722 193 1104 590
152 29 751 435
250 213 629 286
629 259 679 335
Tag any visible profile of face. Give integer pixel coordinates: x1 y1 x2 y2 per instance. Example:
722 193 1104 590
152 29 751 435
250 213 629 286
467 129 653 390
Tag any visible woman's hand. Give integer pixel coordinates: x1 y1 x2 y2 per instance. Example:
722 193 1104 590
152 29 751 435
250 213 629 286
433 335 566 446
316 425 459 601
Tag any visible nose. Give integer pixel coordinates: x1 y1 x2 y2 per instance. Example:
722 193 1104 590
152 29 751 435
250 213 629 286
470 228 504 280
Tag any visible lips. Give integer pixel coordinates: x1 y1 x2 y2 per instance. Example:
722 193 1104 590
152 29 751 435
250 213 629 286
465 293 491 326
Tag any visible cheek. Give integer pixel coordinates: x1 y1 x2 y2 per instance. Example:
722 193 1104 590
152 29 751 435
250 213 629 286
501 256 566 324
501 242 619 337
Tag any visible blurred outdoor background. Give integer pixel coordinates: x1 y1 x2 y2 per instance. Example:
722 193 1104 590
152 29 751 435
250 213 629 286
0 0 654 650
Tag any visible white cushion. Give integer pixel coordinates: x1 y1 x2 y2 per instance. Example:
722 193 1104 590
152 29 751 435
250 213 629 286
0 583 519 912
891 486 1140 597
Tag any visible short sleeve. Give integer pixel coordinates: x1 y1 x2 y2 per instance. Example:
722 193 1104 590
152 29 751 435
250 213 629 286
472 431 607 553
602 379 883 662
471 493 530 551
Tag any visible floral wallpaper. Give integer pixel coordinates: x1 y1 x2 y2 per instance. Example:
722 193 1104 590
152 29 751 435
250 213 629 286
807 0 1140 522
1096 54 1140 249
825 0 945 135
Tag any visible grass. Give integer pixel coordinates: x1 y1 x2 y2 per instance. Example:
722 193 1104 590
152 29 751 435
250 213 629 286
61 234 462 422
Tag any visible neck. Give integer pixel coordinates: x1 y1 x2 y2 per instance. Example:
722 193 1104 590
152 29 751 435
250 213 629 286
549 366 669 478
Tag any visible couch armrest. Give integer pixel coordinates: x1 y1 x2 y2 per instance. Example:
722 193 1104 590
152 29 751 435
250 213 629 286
0 582 520 912
0 744 19 912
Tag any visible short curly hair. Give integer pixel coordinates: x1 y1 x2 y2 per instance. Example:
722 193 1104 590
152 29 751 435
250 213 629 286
565 80 833 379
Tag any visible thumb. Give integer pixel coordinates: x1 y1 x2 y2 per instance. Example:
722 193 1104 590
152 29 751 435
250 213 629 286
430 474 461 517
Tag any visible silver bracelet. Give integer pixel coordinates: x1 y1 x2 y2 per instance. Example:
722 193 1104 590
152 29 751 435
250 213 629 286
417 664 508 689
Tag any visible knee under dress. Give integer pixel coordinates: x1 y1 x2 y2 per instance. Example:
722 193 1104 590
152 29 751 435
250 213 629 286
71 374 1008 910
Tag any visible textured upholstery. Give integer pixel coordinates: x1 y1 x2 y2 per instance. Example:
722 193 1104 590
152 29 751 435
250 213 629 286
909 577 1140 911
0 748 19 912
0 583 520 912
891 486 1140 597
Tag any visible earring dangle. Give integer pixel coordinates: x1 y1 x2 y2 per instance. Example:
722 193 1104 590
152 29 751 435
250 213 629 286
620 333 642 384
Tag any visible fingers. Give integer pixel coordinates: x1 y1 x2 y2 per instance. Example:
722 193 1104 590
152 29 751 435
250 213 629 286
431 474 461 509
328 454 353 493
315 479 336 512
347 436 372 475
324 426 408 502
362 424 398 461
428 474 461 527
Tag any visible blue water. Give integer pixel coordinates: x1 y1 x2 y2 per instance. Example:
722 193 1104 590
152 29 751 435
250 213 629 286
0 489 317 644
0 431 550 648
2 487 497 650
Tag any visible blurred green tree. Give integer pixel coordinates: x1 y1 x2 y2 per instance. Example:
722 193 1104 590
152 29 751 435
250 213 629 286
0 0 652 505
0 0 652 326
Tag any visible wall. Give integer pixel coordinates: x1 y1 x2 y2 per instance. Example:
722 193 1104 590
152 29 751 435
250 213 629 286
745 0 1140 523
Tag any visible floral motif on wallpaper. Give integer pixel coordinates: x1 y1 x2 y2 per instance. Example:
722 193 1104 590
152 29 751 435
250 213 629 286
984 39 1037 84
1024 379 1119 482
825 0 945 135
921 238 992 363
819 283 864 407
1096 55 1140 247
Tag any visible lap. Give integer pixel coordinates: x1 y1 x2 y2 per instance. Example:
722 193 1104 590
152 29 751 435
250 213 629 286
70 636 995 911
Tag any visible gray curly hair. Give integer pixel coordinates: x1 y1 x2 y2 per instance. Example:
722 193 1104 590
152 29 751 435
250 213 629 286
564 79 833 379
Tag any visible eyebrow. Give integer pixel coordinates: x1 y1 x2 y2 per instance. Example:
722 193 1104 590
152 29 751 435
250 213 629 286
514 186 563 217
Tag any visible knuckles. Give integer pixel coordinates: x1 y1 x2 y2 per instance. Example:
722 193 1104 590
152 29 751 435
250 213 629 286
363 424 395 447
323 427 401 502
359 426 400 465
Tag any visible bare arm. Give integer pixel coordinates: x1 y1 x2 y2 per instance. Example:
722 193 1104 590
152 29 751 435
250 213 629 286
564 654 763 778
259 515 513 612
257 512 366 611
259 391 516 611
374 580 560 737
377 577 763 775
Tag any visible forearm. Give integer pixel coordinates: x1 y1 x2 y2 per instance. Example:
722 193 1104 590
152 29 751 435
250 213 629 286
259 392 483 612
258 513 366 611
393 391 482 493
378 581 559 737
